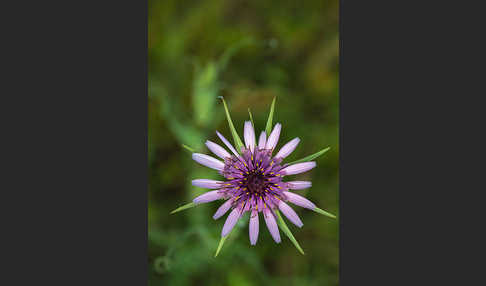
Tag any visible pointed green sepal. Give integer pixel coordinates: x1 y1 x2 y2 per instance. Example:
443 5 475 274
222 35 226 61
248 108 254 127
214 234 229 257
275 210 305 255
265 97 276 136
288 147 331 165
313 207 337 219
170 202 196 214
182 144 196 153
218 96 244 152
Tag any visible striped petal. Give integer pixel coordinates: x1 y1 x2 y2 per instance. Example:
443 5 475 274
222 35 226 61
258 131 267 149
216 131 240 156
205 140 231 160
193 190 223 204
275 137 300 159
278 201 303 227
192 153 225 171
265 123 282 151
249 210 259 245
281 161 316 175
244 121 256 152
283 191 316 210
287 181 312 190
191 179 223 189
213 198 234 220
221 207 242 237
263 208 281 243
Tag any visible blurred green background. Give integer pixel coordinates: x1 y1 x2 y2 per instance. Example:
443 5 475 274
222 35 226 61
148 0 338 285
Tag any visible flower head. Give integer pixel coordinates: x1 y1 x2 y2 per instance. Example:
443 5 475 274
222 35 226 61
173 98 335 254
193 121 320 245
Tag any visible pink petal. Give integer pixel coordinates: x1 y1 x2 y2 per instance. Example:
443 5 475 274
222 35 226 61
275 137 300 159
249 210 259 245
221 207 242 237
278 201 303 227
192 153 225 171
265 123 282 151
191 179 223 189
244 121 256 152
216 131 240 156
283 191 316 210
205 140 231 160
281 161 316 175
258 131 267 149
213 199 234 220
287 181 312 190
193 190 223 204
263 208 281 243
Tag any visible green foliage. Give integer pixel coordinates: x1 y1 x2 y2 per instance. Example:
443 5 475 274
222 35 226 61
288 147 331 165
182 144 196 153
275 210 305 255
265 97 276 136
214 234 229 257
170 202 197 214
314 207 337 219
248 108 254 127
219 96 244 152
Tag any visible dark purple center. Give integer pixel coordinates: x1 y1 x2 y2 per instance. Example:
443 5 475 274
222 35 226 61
220 148 289 212
245 170 267 194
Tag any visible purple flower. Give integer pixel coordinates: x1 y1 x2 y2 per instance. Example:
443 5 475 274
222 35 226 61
170 98 335 256
190 121 324 244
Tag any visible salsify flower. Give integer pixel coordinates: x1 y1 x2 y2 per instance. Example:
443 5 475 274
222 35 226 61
172 98 335 255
